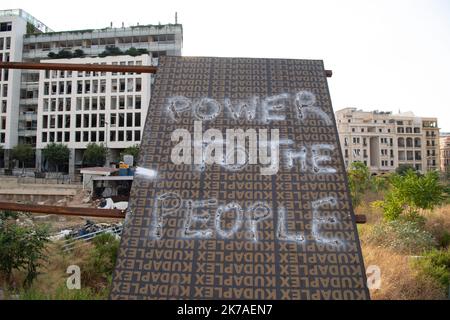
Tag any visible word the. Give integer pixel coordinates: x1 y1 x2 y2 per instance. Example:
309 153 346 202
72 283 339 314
171 121 336 175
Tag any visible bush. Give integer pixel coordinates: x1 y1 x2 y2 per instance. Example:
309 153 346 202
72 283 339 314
374 171 446 221
0 211 49 287
80 233 119 289
365 219 437 254
19 284 108 300
414 248 450 296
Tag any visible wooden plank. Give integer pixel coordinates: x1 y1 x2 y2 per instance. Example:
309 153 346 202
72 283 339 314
0 202 125 219
0 61 157 74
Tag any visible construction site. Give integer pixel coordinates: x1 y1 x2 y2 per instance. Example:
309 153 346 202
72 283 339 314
0 3 449 306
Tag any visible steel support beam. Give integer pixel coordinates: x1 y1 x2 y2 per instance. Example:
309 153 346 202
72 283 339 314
0 202 125 219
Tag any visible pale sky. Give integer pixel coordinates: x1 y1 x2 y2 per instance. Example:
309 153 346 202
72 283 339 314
3 0 450 131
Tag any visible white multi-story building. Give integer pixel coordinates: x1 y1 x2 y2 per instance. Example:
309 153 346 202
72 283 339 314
36 55 152 173
336 108 440 174
0 8 182 173
0 10 52 169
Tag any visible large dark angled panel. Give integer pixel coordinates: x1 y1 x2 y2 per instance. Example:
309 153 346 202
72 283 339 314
110 56 370 300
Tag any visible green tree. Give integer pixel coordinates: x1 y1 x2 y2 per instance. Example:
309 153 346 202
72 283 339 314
120 144 140 163
347 161 371 208
73 49 85 58
396 164 417 176
0 211 49 287
374 171 446 221
11 144 34 173
42 143 70 173
83 143 108 167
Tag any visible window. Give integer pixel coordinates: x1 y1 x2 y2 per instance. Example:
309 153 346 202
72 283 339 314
65 115 71 128
2 84 8 97
110 114 117 127
42 132 47 143
84 97 90 111
135 113 141 127
1 100 6 113
83 131 89 142
111 96 117 110
100 97 105 110
75 131 81 142
83 114 89 128
127 96 133 109
127 113 133 127
100 80 106 93
65 132 70 142
136 78 142 92
118 131 124 141
135 130 141 141
91 114 97 128
0 22 12 32
119 96 125 109
65 98 71 111
119 79 126 92
110 131 116 142
76 97 82 111
99 131 105 142
119 113 124 127
127 130 133 141
127 78 134 92
91 131 97 142
43 115 48 129
5 37 11 50
135 96 141 109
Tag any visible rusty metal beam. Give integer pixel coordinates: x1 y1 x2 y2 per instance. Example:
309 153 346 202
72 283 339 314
0 61 157 74
0 202 126 219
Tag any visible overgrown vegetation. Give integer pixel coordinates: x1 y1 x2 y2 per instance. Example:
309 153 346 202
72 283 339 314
0 211 49 288
353 162 449 299
414 249 450 296
373 170 446 221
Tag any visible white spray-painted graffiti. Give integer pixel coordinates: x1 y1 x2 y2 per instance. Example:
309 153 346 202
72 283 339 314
166 91 332 124
152 193 345 247
168 91 335 176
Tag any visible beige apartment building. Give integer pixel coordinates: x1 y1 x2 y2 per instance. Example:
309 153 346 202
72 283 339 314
335 108 440 174
440 133 450 175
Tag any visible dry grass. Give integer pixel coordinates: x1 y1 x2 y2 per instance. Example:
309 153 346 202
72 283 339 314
357 191 450 300
362 244 446 300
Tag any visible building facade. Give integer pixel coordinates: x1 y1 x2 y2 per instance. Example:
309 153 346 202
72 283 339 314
336 108 440 174
0 8 182 173
36 55 152 174
440 133 450 176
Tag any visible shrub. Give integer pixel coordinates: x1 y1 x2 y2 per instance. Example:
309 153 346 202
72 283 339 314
80 233 119 289
0 211 49 287
83 143 108 167
364 219 437 254
414 249 450 296
374 171 446 221
19 284 108 300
